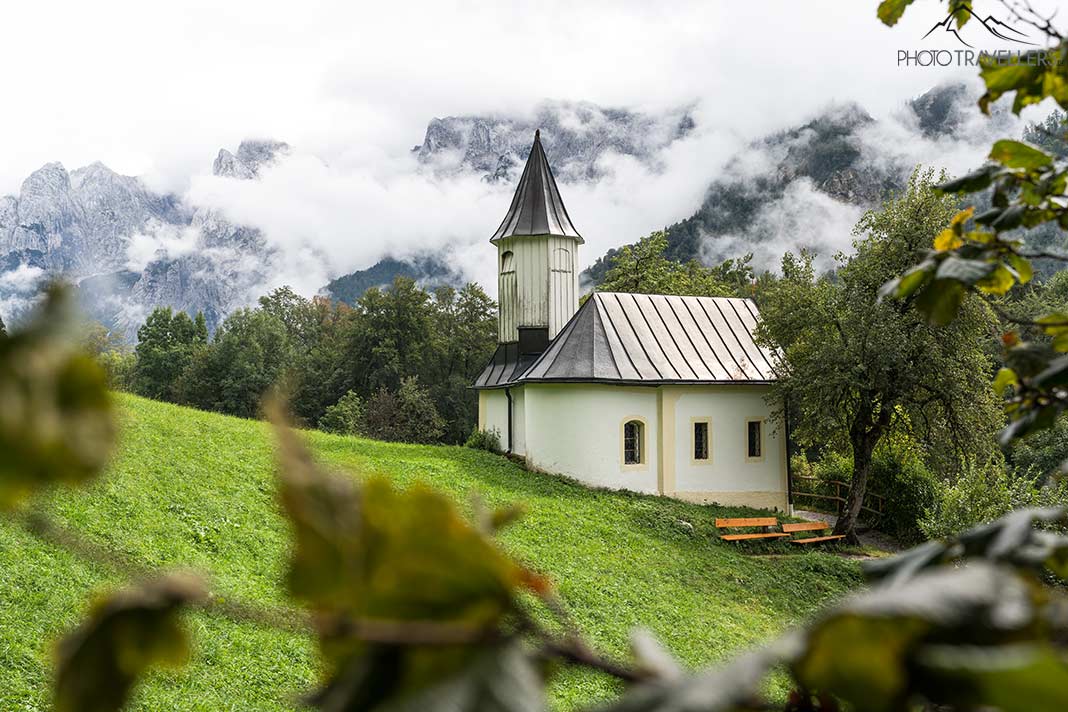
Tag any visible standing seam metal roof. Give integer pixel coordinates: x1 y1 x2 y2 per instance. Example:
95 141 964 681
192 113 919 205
473 292 778 388
489 130 583 243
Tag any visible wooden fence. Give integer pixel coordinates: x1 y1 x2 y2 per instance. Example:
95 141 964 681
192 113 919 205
792 475 885 518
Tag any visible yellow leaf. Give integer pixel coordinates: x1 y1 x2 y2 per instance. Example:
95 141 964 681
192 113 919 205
976 265 1015 295
950 207 975 227
993 368 1018 394
934 229 963 252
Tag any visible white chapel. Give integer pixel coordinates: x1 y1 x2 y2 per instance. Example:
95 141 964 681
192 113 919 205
473 131 789 511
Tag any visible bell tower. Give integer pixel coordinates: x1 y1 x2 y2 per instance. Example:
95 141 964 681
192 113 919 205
490 130 583 348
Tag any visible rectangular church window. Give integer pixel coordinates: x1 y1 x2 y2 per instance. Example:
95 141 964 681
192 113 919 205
693 420 709 461
746 419 763 460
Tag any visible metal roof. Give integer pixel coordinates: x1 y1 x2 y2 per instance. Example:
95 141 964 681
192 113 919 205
472 342 543 389
490 130 583 244
494 293 778 387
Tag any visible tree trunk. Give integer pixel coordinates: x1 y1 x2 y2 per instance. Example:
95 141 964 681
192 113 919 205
834 402 888 544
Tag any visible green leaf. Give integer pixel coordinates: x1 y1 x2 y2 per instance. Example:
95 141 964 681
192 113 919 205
876 0 915 27
55 575 205 712
935 257 994 284
0 284 116 508
993 367 1019 394
991 204 1026 231
915 279 966 326
1033 354 1068 389
937 165 999 194
794 564 1039 712
861 540 949 586
1001 406 1060 445
950 0 972 27
976 264 1015 295
1008 254 1034 285
990 141 1052 170
917 644 1068 712
1037 312 1068 337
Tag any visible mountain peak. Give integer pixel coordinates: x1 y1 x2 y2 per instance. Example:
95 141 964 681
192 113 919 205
212 139 290 179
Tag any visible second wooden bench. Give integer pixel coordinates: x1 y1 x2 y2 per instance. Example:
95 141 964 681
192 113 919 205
715 517 790 542
781 521 846 545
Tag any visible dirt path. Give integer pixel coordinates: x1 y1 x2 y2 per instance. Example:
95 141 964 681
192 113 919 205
793 509 902 556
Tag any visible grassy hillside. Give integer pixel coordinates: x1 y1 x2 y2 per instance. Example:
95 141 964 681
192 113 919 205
0 394 862 711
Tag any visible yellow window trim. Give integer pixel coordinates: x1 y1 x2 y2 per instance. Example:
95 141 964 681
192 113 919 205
620 416 648 471
690 417 712 466
745 417 766 463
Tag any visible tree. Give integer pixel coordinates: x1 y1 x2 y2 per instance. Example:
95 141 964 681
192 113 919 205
424 284 497 443
759 170 1001 541
344 277 433 395
597 231 738 297
0 312 6 338
180 308 292 418
132 308 207 401
361 376 445 443
318 390 363 436
258 286 321 350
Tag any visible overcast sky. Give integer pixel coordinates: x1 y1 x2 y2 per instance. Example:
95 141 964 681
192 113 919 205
0 0 1059 294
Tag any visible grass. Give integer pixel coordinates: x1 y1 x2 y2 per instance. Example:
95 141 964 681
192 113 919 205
0 393 863 711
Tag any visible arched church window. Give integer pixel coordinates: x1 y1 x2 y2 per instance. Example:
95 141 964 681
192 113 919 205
501 251 515 274
623 419 644 465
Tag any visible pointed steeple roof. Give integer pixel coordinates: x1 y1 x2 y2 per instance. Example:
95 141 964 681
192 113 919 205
490 130 583 243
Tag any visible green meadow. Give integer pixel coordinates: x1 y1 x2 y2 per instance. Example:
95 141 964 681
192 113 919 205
0 393 861 711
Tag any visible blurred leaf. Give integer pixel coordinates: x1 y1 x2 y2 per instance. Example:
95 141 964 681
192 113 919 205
915 279 966 325
795 564 1039 712
876 0 914 27
597 637 799 712
933 228 962 251
270 410 542 705
937 165 999 193
1002 406 1060 445
1034 355 1068 389
976 264 1016 295
1008 254 1034 285
1004 342 1058 379
993 367 1019 394
0 284 116 508
991 204 1026 231
917 644 1068 712
990 140 1053 170
1037 313 1068 337
950 0 972 27
55 575 206 712
382 641 545 712
630 629 683 681
861 540 949 587
935 256 994 284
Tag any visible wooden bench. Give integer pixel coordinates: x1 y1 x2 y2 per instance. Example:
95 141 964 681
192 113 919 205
715 517 790 542
782 521 846 545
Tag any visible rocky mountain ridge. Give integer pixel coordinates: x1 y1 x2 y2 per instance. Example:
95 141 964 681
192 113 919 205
0 140 286 338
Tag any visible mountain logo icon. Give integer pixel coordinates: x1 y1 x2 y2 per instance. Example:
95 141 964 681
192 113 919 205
922 4 1035 48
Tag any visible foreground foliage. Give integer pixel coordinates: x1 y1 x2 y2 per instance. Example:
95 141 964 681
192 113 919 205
6 285 1068 712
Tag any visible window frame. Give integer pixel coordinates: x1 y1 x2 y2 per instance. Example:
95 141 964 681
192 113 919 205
745 417 765 462
500 250 516 274
690 417 712 465
620 417 647 470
